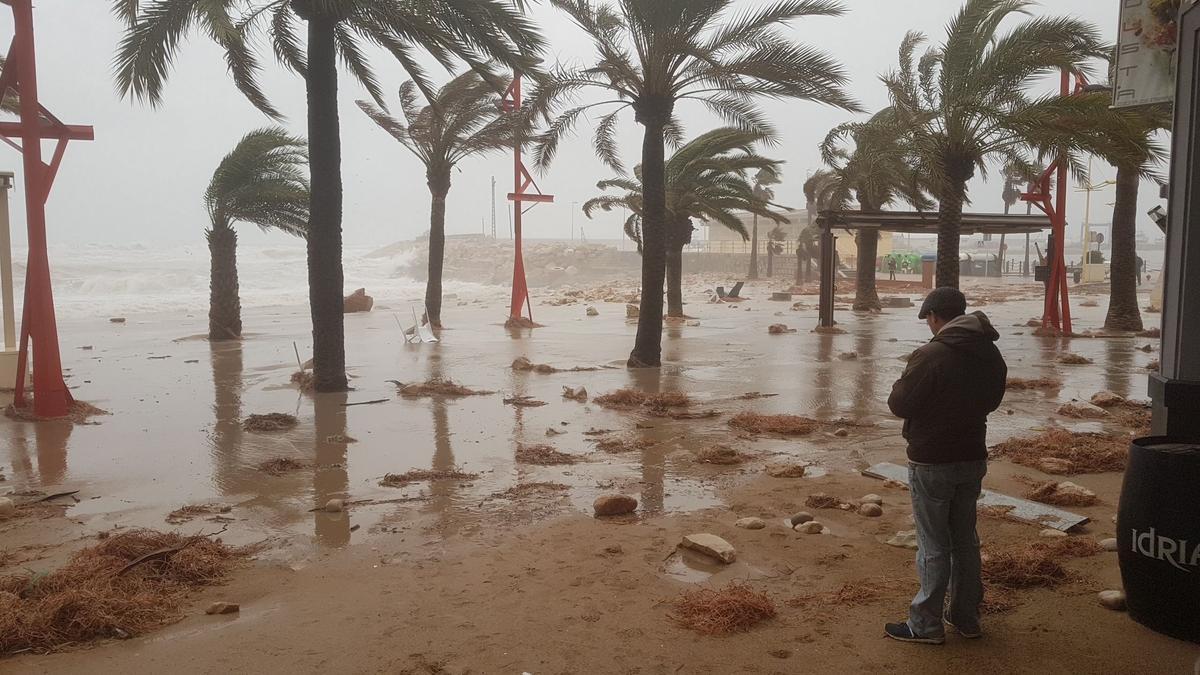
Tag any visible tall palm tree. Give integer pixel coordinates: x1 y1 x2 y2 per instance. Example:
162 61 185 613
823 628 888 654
882 0 1108 288
531 0 857 366
584 128 788 317
820 109 930 310
206 128 310 341
800 169 841 284
765 224 786 277
113 0 544 391
748 168 780 280
358 72 520 328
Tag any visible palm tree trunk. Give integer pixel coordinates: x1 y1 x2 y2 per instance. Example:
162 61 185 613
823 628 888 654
305 13 347 392
207 225 242 340
426 168 451 328
766 246 774 277
936 182 966 288
628 115 668 367
795 246 803 286
748 214 759 280
1104 164 1143 331
666 240 684 318
853 231 881 311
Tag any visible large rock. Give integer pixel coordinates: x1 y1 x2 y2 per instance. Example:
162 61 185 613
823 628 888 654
586 306 599 317
593 494 638 517
1037 457 1075 474
886 530 919 550
734 517 766 530
1057 401 1108 419
766 464 807 478
794 521 824 534
860 494 883 505
788 511 814 526
1055 481 1097 501
1099 537 1118 552
343 288 374 313
680 533 736 563
1089 390 1126 408
0 497 14 518
1098 590 1126 611
858 503 883 517
625 304 639 318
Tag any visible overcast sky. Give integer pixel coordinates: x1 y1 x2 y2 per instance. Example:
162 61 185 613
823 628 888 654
4 0 1162 250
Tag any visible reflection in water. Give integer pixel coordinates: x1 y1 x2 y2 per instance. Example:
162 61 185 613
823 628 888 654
4 418 72 487
427 351 463 537
626 367 665 513
313 391 350 547
851 322 879 420
1104 338 1135 399
813 333 835 420
209 340 245 494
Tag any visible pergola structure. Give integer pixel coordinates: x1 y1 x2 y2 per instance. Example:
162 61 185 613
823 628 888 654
814 210 1051 328
0 0 93 418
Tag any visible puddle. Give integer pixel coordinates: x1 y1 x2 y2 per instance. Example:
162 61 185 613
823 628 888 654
661 548 767 583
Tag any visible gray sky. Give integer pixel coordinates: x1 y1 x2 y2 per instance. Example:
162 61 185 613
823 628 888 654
5 1 1162 250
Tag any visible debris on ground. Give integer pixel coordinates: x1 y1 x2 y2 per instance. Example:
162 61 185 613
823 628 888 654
290 370 314 391
766 464 807 478
886 530 918 549
1058 353 1094 365
805 493 849 510
1057 401 1109 419
593 436 657 453
325 434 357 444
680 534 737 563
991 429 1129 474
767 324 796 335
511 356 600 374
594 389 690 410
257 457 307 476
493 482 569 499
668 582 775 635
0 497 14 518
165 504 224 525
838 351 858 360
1089 391 1125 407
1022 479 1099 507
730 412 819 435
1137 327 1161 338
786 579 903 609
593 494 638 517
503 395 547 408
562 386 588 402
379 468 480 487
794 521 824 534
1079 299 1099 307
205 601 240 615
394 378 494 398
582 427 614 436
322 499 344 513
695 445 747 465
1147 359 1160 370
858 503 883 517
788 511 814 526
0 529 240 654
5 401 109 425
1006 377 1062 391
243 413 298 432
515 444 578 465
738 392 778 400
981 538 1100 590
1098 590 1127 611
735 517 766 530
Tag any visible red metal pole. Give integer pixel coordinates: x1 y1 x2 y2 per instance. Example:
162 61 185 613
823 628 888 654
11 0 71 417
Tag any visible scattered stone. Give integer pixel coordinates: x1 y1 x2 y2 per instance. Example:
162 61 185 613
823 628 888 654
343 288 374 313
886 530 918 550
323 499 344 513
765 463 806 478
1037 457 1075 474
205 601 240 615
586 305 599 317
680 533 736 563
1098 590 1126 611
858 503 883 517
109 317 126 323
735 517 766 530
626 304 639 318
788 511 815 526
795 521 824 534
1039 528 1068 538
545 427 566 436
1089 391 1126 408
686 320 701 327
1056 481 1097 501
768 323 796 335
832 428 849 437
838 351 858 360
593 494 638 517
1100 537 1118 552
1056 401 1109 419
562 386 588 402
860 494 883 505
0 497 14 518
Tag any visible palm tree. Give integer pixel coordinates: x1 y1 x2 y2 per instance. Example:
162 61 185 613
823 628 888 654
882 0 1108 288
113 0 544 391
531 0 857 366
749 168 780 280
358 72 520 328
584 128 788 317
765 225 786 277
820 110 930 310
800 169 841 284
206 128 310 341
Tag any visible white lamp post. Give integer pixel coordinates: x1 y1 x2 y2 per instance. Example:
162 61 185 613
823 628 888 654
0 171 17 386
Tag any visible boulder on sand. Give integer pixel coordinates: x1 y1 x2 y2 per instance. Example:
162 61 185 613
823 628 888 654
1056 401 1108 419
593 494 638 517
344 288 374 313
680 533 736 563
735 517 766 530
1089 391 1125 408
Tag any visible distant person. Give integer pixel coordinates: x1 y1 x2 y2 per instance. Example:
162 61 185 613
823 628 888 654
884 287 1007 645
888 257 898 281
1136 256 1145 286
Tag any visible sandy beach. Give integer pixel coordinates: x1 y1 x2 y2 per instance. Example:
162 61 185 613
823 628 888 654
1 274 1195 673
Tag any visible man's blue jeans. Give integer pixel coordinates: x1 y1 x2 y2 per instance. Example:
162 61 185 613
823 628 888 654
907 459 987 637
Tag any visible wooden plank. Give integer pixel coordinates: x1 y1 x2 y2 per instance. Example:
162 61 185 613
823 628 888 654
862 462 1089 532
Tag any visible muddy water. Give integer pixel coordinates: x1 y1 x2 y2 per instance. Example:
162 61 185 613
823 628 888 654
1 280 1157 560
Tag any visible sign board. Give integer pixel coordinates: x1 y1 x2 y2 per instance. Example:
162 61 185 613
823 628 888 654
1114 0 1185 109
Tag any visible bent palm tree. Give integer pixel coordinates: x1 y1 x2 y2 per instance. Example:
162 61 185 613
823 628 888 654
358 72 519 328
584 127 788 317
532 0 857 366
114 0 544 391
883 0 1108 287
206 128 310 341
820 109 930 310
749 168 780 280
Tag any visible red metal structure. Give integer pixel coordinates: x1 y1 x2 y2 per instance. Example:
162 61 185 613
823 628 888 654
0 0 93 417
1020 69 1084 336
499 72 553 324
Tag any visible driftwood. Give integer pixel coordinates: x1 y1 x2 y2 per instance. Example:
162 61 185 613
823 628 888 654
115 524 229 576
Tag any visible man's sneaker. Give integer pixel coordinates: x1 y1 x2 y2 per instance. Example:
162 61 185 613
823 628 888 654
884 621 945 645
943 616 982 639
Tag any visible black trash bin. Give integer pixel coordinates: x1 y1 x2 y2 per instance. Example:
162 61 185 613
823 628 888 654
1117 437 1200 644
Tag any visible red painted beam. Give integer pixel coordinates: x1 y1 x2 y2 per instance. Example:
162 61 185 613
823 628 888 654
507 192 554 203
0 121 93 140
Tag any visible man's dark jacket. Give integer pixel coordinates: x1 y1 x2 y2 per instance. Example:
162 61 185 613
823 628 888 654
887 311 1007 464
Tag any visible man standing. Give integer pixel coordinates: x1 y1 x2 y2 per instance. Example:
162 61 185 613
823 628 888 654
888 257 898 281
884 287 1007 644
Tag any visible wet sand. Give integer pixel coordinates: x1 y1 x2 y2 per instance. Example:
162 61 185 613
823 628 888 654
2 276 1194 673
